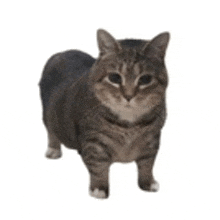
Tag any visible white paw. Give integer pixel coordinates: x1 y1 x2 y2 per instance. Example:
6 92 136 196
89 188 107 199
150 181 159 192
46 148 62 159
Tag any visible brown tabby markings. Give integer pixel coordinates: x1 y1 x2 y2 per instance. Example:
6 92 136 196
40 29 170 199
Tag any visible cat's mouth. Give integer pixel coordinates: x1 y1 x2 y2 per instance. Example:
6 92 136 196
125 104 132 108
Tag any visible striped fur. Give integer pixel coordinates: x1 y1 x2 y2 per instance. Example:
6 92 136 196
39 29 170 199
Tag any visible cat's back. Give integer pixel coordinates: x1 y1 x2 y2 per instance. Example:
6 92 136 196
39 50 96 110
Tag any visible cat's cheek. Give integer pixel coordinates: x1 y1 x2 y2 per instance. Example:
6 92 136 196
95 89 122 107
111 92 122 103
148 94 163 107
94 86 110 103
136 94 162 109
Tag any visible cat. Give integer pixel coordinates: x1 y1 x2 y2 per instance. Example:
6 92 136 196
39 29 170 199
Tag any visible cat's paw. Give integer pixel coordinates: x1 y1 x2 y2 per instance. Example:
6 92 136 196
46 148 62 159
149 181 159 192
139 180 159 192
89 188 108 199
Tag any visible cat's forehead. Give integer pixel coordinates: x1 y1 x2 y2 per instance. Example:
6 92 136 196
118 61 155 77
118 39 148 50
117 48 145 64
118 62 141 77
103 55 155 78
100 47 156 76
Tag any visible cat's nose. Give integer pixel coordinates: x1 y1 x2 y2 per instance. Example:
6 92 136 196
123 94 133 102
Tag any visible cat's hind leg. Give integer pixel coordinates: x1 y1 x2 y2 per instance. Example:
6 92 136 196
45 131 62 159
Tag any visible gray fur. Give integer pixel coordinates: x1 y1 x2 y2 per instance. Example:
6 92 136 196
39 29 170 199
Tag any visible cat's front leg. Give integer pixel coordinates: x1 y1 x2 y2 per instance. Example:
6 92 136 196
136 154 159 192
81 144 111 199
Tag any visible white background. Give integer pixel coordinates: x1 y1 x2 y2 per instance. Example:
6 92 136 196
0 0 219 219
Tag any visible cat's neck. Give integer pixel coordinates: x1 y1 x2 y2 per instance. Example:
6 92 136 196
99 102 165 128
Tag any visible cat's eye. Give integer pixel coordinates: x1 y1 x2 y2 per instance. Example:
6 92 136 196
108 73 122 84
138 74 152 86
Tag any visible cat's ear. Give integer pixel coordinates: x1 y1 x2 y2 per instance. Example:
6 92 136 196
143 32 170 61
97 29 121 55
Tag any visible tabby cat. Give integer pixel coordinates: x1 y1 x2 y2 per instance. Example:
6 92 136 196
39 29 170 199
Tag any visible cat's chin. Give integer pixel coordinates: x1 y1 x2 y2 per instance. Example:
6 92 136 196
108 103 150 123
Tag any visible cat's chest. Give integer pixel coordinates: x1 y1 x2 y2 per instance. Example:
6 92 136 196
113 128 141 148
98 122 154 162
79 110 158 162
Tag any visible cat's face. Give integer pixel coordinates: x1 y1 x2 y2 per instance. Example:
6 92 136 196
90 29 170 122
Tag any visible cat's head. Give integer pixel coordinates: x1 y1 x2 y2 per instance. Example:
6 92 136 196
90 29 170 123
